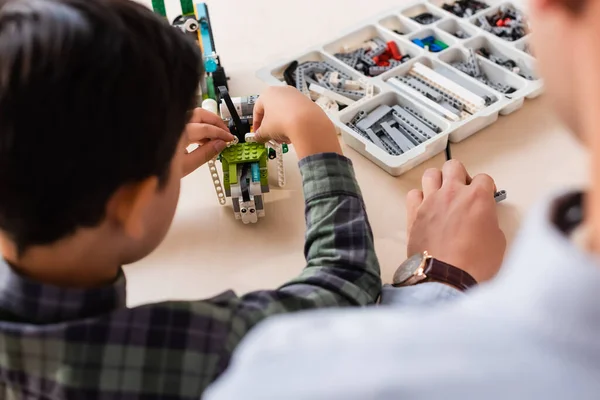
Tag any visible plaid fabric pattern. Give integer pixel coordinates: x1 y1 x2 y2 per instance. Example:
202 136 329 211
0 153 381 399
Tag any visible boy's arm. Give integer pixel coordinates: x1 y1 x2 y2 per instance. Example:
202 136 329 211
226 152 381 335
201 87 380 373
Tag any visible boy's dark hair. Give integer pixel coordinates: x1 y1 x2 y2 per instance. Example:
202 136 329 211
0 0 201 251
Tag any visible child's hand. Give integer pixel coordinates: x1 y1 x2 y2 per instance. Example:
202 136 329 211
253 86 342 159
182 108 235 177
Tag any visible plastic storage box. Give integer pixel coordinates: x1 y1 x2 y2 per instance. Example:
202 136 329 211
257 0 541 176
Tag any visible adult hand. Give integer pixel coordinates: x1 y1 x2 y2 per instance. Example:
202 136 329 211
406 160 506 283
253 86 342 159
182 108 235 177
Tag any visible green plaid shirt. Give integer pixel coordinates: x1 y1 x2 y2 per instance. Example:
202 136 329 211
0 153 381 399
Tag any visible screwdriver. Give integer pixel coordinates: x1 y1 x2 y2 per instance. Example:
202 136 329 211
446 142 506 203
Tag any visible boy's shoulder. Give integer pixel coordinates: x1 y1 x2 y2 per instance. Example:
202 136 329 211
0 290 248 397
120 289 241 324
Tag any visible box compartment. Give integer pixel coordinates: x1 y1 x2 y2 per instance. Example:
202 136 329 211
336 91 451 176
256 0 544 175
436 18 480 40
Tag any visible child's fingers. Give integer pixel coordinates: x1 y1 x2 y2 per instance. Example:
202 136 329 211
190 108 229 131
252 99 265 133
182 140 228 177
186 123 234 143
254 130 289 145
253 129 273 143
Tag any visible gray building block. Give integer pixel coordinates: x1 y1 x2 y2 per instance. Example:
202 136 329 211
409 79 444 102
468 48 482 77
433 66 498 104
407 75 465 111
440 100 462 116
381 121 414 152
304 74 319 87
348 122 398 156
348 51 361 68
351 110 367 125
334 55 352 65
392 105 438 139
395 123 421 146
494 190 507 203
380 134 402 155
295 67 306 93
404 106 441 132
364 128 386 150
478 16 492 31
295 61 317 70
392 112 426 142
241 103 255 117
359 55 376 66
347 123 366 138
372 37 387 47
392 116 427 143
365 45 387 59
295 60 360 98
356 104 392 131
324 62 352 79
369 66 391 76
254 194 264 211
329 86 365 101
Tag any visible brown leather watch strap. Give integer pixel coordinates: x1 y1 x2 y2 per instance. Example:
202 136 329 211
423 258 477 291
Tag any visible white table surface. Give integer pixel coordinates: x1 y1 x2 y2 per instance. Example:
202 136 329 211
127 0 588 307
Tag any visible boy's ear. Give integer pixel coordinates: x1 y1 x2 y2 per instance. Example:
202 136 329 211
106 177 159 239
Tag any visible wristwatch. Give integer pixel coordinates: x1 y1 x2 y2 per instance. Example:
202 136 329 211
392 251 477 291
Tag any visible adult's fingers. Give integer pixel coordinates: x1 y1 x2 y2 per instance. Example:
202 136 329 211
186 123 234 143
471 173 497 195
442 159 471 186
190 108 229 131
406 189 424 237
422 168 442 198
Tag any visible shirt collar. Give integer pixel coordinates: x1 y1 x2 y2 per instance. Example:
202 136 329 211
0 259 126 324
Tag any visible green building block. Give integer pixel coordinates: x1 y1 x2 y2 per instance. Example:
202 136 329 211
180 0 194 16
207 76 216 100
222 159 231 192
220 143 268 186
221 143 267 164
151 0 166 17
434 40 448 50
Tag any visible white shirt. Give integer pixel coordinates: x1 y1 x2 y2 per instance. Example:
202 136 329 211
204 192 600 400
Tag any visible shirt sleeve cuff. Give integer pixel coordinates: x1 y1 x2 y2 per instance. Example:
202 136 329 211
298 153 362 202
379 282 465 307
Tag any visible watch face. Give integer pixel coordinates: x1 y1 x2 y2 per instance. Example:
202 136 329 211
392 253 425 285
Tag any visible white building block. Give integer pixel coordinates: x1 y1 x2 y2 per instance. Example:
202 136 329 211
387 78 460 122
412 62 486 107
309 84 355 106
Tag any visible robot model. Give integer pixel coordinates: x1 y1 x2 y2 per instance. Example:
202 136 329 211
151 0 228 103
202 87 288 224
152 1 288 223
